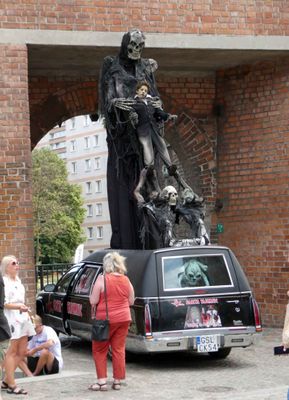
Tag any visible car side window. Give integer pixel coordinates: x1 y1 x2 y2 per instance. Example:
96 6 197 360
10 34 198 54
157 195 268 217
55 266 80 294
72 266 98 295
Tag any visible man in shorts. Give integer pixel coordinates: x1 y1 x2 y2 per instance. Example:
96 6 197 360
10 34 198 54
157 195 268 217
19 315 63 376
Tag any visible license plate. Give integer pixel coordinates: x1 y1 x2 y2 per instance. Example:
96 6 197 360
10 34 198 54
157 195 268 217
196 335 219 352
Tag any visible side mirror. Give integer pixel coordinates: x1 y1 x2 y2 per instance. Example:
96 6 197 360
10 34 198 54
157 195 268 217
43 283 56 292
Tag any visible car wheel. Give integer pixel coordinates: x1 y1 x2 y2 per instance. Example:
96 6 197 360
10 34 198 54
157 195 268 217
208 347 231 359
125 350 137 363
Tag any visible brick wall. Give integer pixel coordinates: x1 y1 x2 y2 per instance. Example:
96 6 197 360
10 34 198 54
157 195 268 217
0 1 288 35
0 44 35 309
215 57 289 326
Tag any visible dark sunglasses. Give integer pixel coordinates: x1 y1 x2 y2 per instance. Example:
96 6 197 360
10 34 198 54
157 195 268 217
11 261 19 266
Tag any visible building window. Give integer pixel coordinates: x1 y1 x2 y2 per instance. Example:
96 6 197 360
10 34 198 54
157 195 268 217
87 227 93 239
87 204 93 217
94 157 101 170
50 141 65 150
86 181 92 194
71 161 77 174
84 136 90 149
95 180 102 193
95 203 102 216
70 140 76 152
84 115 90 127
85 159 91 171
93 135 99 147
96 226 103 239
71 117 76 129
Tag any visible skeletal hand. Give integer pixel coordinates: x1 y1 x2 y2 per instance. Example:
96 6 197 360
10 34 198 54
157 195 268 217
134 190 145 205
150 97 162 109
168 114 178 122
112 98 135 111
129 111 139 128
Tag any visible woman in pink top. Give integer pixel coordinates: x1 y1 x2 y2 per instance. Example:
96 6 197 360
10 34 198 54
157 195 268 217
89 252 135 392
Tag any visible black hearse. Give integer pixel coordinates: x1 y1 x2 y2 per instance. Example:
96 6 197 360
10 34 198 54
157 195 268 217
36 246 262 359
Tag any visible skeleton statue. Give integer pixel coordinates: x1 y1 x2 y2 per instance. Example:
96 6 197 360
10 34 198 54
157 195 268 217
175 187 210 245
136 182 178 249
99 29 210 250
99 29 160 249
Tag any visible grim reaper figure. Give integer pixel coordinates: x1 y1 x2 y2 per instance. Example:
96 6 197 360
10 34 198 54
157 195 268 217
99 29 162 249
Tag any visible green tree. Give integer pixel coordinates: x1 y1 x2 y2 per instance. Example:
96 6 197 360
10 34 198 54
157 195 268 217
32 148 85 264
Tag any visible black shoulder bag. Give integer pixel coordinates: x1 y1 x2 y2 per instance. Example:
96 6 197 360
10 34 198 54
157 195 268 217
91 273 110 341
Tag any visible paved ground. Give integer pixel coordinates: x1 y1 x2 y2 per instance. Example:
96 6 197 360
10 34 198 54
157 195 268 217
2 327 288 400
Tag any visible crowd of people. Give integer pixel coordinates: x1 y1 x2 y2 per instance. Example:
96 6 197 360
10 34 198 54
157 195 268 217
0 252 134 395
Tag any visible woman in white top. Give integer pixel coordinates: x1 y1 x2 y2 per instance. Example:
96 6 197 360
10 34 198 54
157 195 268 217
1 255 35 395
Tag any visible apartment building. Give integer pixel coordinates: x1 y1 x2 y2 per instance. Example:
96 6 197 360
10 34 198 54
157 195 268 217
36 115 111 257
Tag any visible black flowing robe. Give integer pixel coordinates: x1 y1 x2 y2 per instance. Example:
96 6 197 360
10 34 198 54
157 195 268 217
100 55 159 249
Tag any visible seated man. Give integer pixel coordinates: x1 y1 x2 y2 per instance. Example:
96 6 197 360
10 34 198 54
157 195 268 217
19 315 63 376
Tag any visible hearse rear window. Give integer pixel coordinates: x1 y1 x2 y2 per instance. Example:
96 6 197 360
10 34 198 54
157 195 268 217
162 254 233 291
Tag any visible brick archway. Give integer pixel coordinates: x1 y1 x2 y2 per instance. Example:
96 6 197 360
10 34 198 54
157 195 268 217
29 79 98 147
29 77 218 238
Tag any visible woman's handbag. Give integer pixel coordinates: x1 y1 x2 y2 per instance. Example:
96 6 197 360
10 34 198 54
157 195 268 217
91 274 109 341
91 319 109 341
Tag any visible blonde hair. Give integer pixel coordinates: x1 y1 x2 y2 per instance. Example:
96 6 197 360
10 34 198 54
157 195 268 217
1 255 17 275
33 315 42 326
103 252 127 274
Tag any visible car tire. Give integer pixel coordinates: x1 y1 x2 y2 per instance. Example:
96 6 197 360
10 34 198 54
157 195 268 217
208 347 232 359
125 350 137 363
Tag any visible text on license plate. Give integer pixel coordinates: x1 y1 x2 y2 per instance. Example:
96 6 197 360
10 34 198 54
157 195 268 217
196 335 219 352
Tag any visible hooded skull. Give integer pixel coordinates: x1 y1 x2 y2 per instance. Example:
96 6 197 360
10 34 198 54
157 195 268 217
127 29 145 60
161 186 178 206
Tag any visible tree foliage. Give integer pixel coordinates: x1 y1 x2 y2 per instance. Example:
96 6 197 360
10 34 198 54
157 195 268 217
32 148 85 264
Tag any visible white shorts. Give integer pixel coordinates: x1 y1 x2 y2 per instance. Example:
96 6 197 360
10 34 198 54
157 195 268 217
10 318 36 340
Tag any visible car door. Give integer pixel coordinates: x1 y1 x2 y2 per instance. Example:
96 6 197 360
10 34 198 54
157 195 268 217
65 264 101 340
45 265 81 334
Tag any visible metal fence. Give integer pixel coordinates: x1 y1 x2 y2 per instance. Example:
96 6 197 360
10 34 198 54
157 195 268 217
36 263 73 291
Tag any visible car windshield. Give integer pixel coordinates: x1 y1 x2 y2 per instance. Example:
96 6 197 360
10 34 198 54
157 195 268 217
162 254 233 290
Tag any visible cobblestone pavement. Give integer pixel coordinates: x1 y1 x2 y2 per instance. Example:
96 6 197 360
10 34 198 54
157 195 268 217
2 328 288 400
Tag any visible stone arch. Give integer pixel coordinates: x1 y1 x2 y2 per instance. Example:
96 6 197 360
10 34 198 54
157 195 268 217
159 91 217 212
29 79 98 147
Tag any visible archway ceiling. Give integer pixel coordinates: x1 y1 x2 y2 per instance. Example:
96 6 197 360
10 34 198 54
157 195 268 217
28 44 287 78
